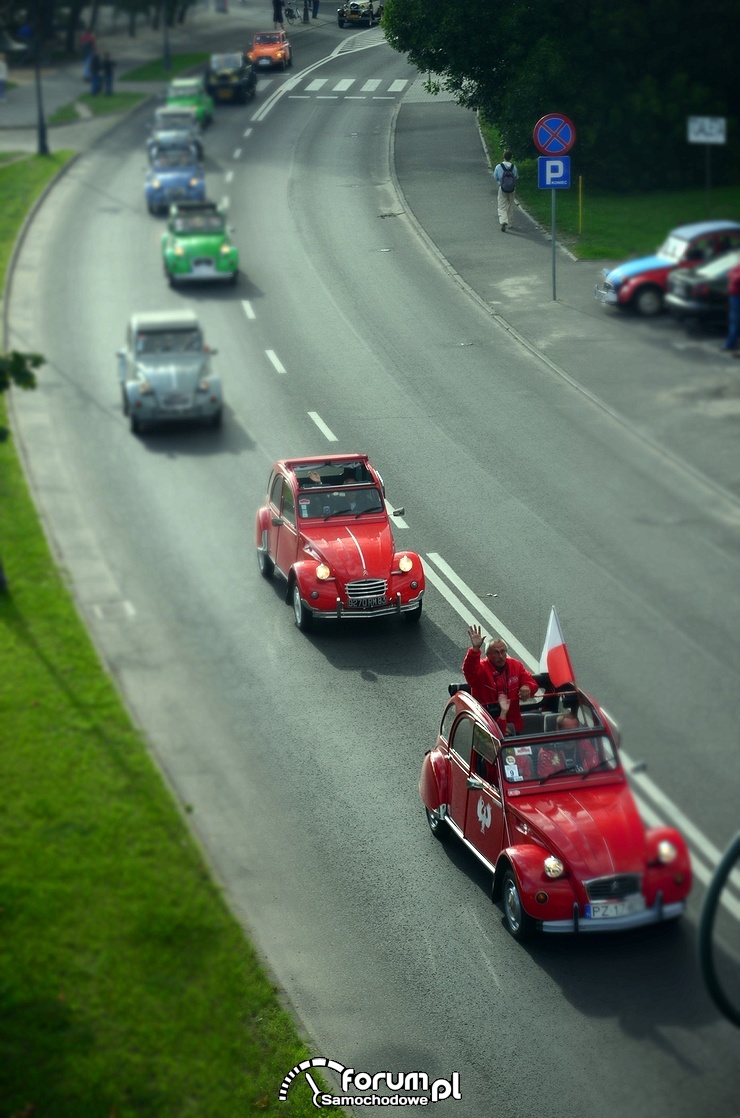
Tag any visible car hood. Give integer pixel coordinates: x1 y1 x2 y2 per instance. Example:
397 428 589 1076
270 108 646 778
300 520 395 579
511 782 645 877
605 255 674 284
148 166 200 185
135 355 209 388
171 233 227 254
251 44 282 55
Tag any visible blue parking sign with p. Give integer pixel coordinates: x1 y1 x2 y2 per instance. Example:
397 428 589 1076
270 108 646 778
538 156 570 189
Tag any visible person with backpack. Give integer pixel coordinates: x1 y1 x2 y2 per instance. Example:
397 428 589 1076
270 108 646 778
494 149 518 233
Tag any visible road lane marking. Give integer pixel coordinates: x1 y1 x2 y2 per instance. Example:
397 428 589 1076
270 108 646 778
241 300 256 320
388 80 408 91
361 79 381 91
266 349 286 374
333 79 355 91
225 170 233 183
233 148 242 159
306 78 328 89
308 411 337 441
243 127 253 137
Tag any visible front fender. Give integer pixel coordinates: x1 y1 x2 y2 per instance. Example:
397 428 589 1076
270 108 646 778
496 845 577 921
254 507 273 547
419 748 449 812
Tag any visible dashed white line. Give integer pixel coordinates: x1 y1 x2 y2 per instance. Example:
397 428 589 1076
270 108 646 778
233 148 242 159
225 170 234 184
308 411 338 441
266 349 286 374
243 127 253 138
241 300 256 320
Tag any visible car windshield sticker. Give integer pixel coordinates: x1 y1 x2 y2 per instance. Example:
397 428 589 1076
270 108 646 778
513 745 532 755
505 763 523 782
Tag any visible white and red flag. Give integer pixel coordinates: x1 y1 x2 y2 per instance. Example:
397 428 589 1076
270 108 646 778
539 606 576 688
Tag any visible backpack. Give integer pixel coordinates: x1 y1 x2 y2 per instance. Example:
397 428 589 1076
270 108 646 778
499 163 516 193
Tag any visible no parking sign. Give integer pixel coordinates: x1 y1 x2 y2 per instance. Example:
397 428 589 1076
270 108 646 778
532 113 577 300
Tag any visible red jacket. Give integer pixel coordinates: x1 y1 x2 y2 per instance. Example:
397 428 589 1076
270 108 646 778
462 649 539 733
729 264 740 298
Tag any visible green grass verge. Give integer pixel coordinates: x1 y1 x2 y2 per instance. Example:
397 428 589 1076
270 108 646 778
120 52 210 82
479 118 740 260
0 155 342 1115
47 90 149 125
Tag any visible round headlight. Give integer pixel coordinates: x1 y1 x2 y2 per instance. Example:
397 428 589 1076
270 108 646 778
657 839 677 864
398 554 413 573
316 563 331 580
543 856 565 879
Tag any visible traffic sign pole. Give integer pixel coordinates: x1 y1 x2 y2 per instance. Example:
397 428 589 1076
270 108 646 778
533 116 576 302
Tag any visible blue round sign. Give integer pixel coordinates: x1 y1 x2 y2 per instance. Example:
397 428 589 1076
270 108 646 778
533 114 576 155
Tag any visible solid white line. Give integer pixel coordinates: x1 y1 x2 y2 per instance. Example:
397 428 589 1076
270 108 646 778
308 411 338 441
425 552 529 662
266 349 286 374
241 300 256 320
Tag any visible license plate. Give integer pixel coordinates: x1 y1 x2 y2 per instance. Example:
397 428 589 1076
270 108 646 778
586 896 645 919
258 58 272 66
348 595 386 609
217 89 233 99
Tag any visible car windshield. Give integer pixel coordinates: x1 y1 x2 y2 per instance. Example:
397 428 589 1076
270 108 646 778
656 234 691 263
297 487 384 519
254 33 280 43
212 53 242 69
500 734 618 784
152 150 197 169
696 247 740 278
173 214 225 234
136 329 202 354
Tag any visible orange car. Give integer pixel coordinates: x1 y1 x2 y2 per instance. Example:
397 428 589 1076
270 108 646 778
247 31 293 71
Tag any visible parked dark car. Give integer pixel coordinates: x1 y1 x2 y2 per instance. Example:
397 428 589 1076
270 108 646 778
205 52 256 104
337 0 383 27
665 248 740 324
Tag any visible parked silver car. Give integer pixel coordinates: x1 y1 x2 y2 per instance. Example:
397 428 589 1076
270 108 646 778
117 310 223 434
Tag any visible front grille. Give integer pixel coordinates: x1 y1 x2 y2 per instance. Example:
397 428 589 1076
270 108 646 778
346 578 387 600
585 875 641 901
161 393 191 408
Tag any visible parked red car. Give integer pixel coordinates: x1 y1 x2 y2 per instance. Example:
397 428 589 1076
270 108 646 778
420 684 692 940
255 454 425 630
594 220 740 316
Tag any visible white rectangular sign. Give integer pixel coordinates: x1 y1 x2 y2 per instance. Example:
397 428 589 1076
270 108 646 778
687 116 727 144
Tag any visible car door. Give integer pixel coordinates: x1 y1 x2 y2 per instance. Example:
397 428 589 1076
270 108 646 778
445 715 474 833
464 724 505 867
267 476 299 578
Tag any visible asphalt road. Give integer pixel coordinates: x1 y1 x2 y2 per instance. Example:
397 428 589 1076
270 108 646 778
8 25 740 1118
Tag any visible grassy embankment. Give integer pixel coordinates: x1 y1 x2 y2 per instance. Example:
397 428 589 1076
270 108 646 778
479 119 740 259
0 157 337 1114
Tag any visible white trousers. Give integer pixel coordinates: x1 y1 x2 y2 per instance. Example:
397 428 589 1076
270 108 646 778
497 188 516 227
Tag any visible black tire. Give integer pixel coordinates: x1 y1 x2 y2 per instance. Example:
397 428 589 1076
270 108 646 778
229 269 238 286
501 868 534 942
633 285 663 317
167 270 176 288
292 581 312 630
121 386 130 417
257 542 274 580
209 408 223 429
425 806 449 841
338 17 344 26
130 411 141 435
403 601 423 624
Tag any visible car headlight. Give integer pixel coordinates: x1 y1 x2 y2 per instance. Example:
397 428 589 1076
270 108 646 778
657 840 677 864
398 554 413 573
139 380 154 395
316 563 331 580
151 178 161 189
220 243 232 255
174 245 185 256
543 856 565 879
197 378 213 392
189 176 201 188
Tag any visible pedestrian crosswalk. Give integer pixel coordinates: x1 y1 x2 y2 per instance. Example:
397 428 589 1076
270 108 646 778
279 75 412 99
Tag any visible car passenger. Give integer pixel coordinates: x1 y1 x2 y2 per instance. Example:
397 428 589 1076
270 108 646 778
463 624 539 734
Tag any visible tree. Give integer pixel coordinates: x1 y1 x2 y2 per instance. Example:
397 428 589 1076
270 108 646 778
0 351 43 443
382 0 740 191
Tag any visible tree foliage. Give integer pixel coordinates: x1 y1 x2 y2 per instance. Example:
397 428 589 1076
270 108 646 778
0 351 43 442
382 0 740 191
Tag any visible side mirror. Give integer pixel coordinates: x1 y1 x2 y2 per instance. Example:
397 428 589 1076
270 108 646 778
271 516 283 527
392 506 405 517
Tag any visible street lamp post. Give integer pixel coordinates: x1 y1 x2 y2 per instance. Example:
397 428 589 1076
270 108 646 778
33 0 49 155
162 0 171 72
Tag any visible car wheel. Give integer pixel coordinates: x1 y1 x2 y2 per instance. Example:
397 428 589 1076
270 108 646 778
292 582 312 630
338 17 344 26
167 270 176 288
121 387 129 417
403 601 423 623
229 269 238 286
209 408 223 429
425 807 449 841
501 868 534 942
130 412 141 435
257 538 274 580
633 285 663 317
